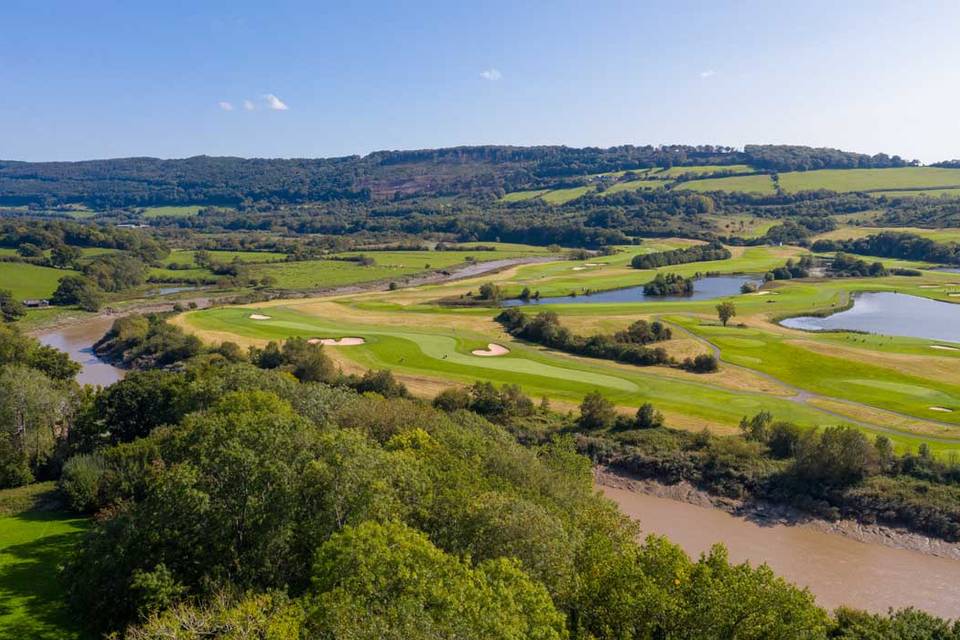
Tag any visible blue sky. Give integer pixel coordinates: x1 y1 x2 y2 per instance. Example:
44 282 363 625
2 0 960 162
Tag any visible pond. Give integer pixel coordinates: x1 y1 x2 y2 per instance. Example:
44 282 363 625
781 292 960 343
502 275 762 306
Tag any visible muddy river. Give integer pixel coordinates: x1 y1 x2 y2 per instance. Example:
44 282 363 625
36 317 125 387
599 481 960 619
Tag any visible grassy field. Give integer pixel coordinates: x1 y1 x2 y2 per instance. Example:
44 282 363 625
164 249 288 266
813 226 960 244
0 483 90 639
141 205 204 218
705 214 778 238
540 185 595 204
678 174 776 194
500 189 550 202
871 188 960 199
0 262 73 299
177 242 960 453
657 164 755 177
601 179 669 195
778 167 960 193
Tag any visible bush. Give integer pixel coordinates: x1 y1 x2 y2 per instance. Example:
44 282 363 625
60 454 108 512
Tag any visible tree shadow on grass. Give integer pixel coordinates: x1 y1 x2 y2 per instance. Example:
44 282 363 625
0 510 91 640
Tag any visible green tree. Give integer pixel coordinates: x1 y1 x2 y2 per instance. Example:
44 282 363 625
635 402 664 429
51 275 103 310
50 243 82 268
0 290 25 323
305 520 567 640
0 364 72 484
716 301 736 326
579 390 617 430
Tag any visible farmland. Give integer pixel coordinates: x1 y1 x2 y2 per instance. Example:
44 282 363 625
0 262 74 299
778 167 960 193
677 174 776 194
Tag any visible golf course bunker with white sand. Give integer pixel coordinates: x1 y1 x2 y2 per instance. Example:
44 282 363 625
249 313 272 320
307 337 366 346
472 343 510 357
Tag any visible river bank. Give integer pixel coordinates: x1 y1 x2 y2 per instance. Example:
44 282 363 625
596 465 960 618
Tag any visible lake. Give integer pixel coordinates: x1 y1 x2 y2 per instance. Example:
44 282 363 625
503 275 761 306
781 291 960 343
37 317 125 386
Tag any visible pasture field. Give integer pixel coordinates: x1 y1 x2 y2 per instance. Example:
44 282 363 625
0 262 73 299
540 185 595 204
812 226 960 244
141 205 203 218
500 189 550 202
678 174 776 194
657 164 755 177
0 483 90 640
778 167 960 193
872 188 960 199
178 242 960 453
601 179 669 195
164 248 288 266
705 214 778 238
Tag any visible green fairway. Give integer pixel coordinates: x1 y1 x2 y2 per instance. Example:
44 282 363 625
0 262 74 299
778 167 960 193
0 484 90 640
678 174 777 194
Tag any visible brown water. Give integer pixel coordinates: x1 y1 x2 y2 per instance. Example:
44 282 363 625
599 482 960 619
37 317 125 387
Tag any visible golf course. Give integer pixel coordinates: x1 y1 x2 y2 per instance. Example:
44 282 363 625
176 240 960 454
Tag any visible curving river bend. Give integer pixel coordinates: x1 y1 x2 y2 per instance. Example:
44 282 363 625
598 477 960 619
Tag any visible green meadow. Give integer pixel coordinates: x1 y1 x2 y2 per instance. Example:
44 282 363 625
141 205 204 218
678 174 777 194
0 262 73 299
0 484 90 640
778 167 960 193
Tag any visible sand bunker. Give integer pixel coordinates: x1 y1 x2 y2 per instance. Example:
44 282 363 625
249 314 272 320
930 406 954 413
307 337 365 346
751 291 777 296
931 345 960 351
571 266 587 271
471 343 510 357
918 285 940 289
950 293 960 298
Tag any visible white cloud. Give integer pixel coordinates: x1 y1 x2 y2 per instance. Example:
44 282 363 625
243 99 256 111
699 70 716 79
480 68 502 81
218 101 234 111
263 93 289 110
